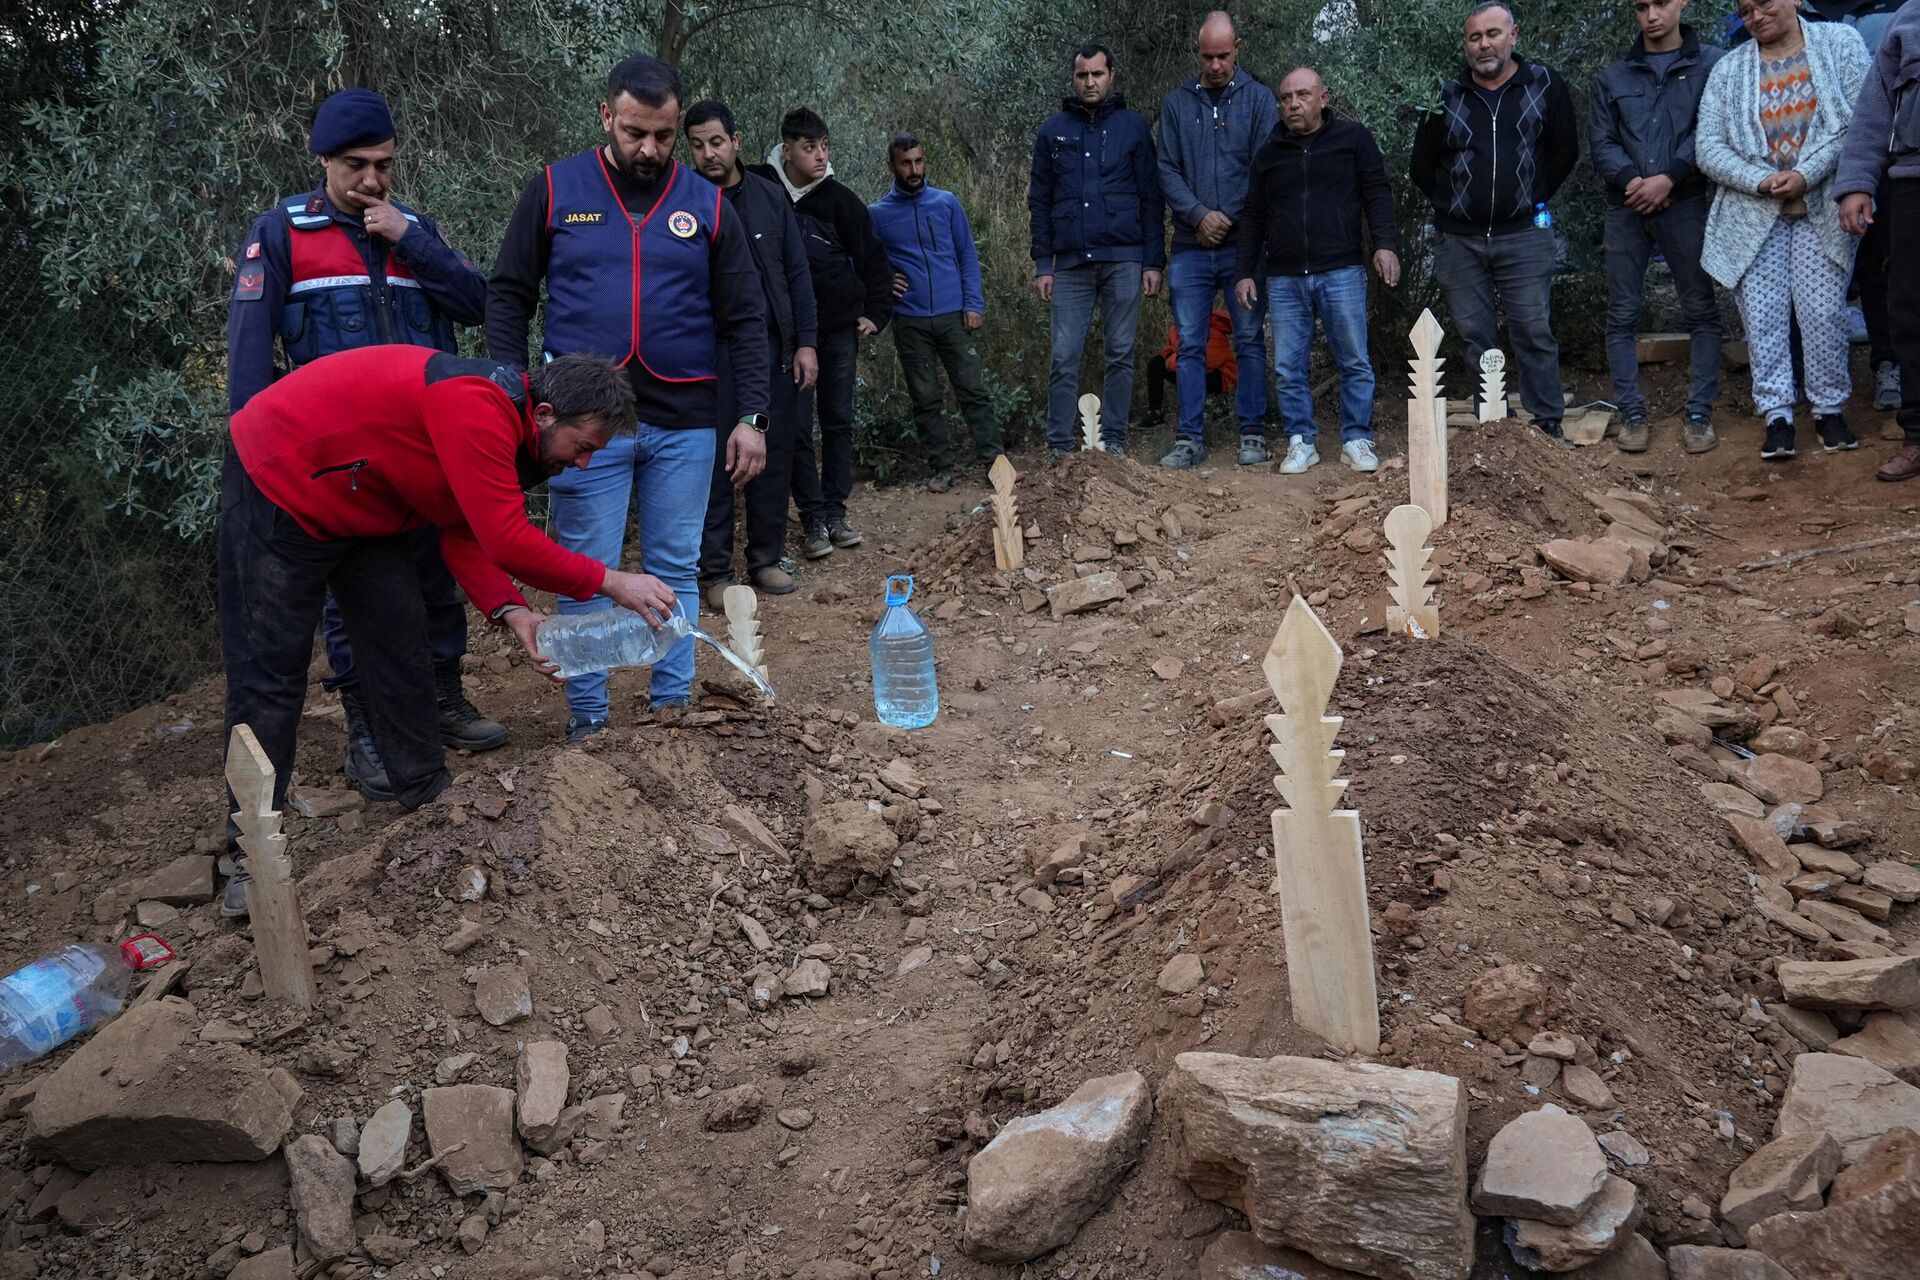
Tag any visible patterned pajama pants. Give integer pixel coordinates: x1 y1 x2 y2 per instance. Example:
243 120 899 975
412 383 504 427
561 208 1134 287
1734 216 1856 421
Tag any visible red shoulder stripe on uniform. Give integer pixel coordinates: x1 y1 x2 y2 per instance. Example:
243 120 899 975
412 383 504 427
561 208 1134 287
712 186 723 238
545 165 555 232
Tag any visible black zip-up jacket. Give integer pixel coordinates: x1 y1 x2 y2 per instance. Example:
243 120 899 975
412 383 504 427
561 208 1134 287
1410 56 1580 235
724 170 819 365
1234 115 1398 280
1589 26 1725 208
746 165 894 334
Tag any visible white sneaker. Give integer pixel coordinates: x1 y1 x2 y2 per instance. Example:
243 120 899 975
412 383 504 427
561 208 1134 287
1277 437 1320 475
1341 439 1380 472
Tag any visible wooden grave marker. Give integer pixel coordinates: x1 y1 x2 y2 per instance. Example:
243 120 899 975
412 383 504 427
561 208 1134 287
1407 309 1449 526
1077 394 1103 453
225 725 317 1009
1262 597 1380 1054
1477 348 1509 423
1383 503 1440 638
721 585 768 681
988 454 1024 571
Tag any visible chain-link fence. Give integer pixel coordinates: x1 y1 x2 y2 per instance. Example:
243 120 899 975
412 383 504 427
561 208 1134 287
0 210 222 749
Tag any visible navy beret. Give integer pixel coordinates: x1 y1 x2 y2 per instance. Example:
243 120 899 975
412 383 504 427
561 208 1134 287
309 88 395 155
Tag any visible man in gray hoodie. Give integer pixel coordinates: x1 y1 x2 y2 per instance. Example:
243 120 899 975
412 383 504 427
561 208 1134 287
1837 0 1920 480
1156 10 1280 470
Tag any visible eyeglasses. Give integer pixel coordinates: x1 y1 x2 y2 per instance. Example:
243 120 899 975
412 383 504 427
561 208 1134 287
1736 0 1785 20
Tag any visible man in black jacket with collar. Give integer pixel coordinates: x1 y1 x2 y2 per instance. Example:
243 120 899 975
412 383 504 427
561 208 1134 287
1411 1 1579 439
685 100 819 600
1591 0 1724 455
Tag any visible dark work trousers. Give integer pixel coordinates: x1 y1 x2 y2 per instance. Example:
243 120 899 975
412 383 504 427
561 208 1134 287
1856 207 1894 370
319 542 467 693
1889 178 1920 444
1602 198 1722 419
702 347 801 582
790 324 859 528
1432 225 1566 424
891 311 1003 473
218 450 450 846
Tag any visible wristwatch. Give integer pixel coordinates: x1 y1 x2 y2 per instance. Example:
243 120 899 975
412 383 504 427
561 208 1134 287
738 413 769 433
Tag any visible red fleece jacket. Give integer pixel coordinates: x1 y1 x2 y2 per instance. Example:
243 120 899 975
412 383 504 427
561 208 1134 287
229 346 607 617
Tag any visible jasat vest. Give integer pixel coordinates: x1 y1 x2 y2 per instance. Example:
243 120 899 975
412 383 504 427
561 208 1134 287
278 195 453 364
540 152 721 382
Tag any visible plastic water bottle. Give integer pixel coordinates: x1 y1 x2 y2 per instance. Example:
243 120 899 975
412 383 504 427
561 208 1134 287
0 935 174 1071
871 575 938 729
536 602 695 678
1532 202 1553 230
535 602 778 700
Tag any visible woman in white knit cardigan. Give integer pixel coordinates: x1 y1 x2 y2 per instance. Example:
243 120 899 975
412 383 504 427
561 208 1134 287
1697 0 1868 461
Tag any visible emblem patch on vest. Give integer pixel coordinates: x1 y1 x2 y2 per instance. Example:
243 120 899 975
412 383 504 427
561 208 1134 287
245 241 261 260
233 266 266 301
668 210 698 239
562 211 603 224
306 196 325 214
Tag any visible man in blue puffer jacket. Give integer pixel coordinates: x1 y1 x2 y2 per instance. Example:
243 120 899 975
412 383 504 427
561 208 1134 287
1028 43 1166 456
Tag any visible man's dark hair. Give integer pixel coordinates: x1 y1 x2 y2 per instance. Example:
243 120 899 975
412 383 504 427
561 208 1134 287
887 132 922 160
528 355 637 434
606 52 683 110
684 100 736 136
1073 42 1116 71
780 107 830 142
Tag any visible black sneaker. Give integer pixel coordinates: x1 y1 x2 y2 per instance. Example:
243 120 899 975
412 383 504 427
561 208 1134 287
1815 413 1859 452
1534 418 1564 440
828 518 863 548
802 522 834 560
340 689 396 802
565 715 609 745
435 661 507 752
221 860 251 919
1683 412 1718 455
1760 417 1796 461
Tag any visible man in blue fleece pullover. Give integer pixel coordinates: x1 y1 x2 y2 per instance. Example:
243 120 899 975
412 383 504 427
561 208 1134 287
870 134 1003 490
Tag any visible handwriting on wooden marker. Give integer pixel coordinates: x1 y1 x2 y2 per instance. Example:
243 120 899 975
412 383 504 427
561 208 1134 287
988 454 1023 571
1384 503 1440 638
1477 348 1509 423
1077 394 1103 453
225 725 317 1009
721 585 768 681
1261 598 1380 1055
1406 308 1449 527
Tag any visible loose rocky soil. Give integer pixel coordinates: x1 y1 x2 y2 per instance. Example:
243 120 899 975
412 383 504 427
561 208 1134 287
5 364 1920 1280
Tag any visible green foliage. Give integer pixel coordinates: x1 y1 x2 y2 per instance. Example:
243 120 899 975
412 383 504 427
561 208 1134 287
1 0 1734 742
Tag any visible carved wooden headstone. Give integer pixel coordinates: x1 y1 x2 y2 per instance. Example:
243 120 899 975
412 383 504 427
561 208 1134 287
1262 597 1380 1055
225 725 316 1009
721 585 768 681
988 454 1024 571
1477 348 1509 423
1383 504 1440 638
1077 394 1103 453
1407 309 1449 526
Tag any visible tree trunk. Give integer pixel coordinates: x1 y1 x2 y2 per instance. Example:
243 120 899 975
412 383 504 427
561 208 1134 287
656 0 689 64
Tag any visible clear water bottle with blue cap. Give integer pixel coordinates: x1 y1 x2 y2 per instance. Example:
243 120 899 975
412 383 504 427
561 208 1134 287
870 575 938 729
1532 202 1553 230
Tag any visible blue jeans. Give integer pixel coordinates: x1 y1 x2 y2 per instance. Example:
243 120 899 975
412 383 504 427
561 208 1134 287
1047 261 1142 450
1169 247 1268 441
1603 199 1720 418
547 424 715 716
1268 266 1376 444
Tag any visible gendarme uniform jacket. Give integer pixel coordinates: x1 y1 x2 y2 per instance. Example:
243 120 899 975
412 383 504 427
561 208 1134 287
226 188 485 413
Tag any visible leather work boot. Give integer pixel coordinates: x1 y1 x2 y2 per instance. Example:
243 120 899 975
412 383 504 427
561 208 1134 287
1878 443 1920 482
437 660 508 752
340 688 396 801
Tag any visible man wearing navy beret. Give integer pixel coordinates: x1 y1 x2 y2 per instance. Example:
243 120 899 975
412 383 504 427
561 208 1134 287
224 87 499 850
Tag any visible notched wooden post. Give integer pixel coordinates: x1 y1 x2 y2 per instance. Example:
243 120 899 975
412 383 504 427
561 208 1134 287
722 585 768 681
225 725 317 1009
988 454 1024 571
1262 598 1380 1055
1384 503 1440 638
1407 309 1449 526
1077 394 1103 453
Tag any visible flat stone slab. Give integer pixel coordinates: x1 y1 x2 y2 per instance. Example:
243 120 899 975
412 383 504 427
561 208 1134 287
1474 1104 1609 1226
1778 957 1920 1012
1776 1053 1920 1163
421 1085 521 1194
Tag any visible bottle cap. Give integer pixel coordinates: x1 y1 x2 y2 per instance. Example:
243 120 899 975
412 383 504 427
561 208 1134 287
884 574 915 607
119 935 177 971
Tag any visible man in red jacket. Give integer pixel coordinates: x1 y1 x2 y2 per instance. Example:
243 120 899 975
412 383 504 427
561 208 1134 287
219 345 675 915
